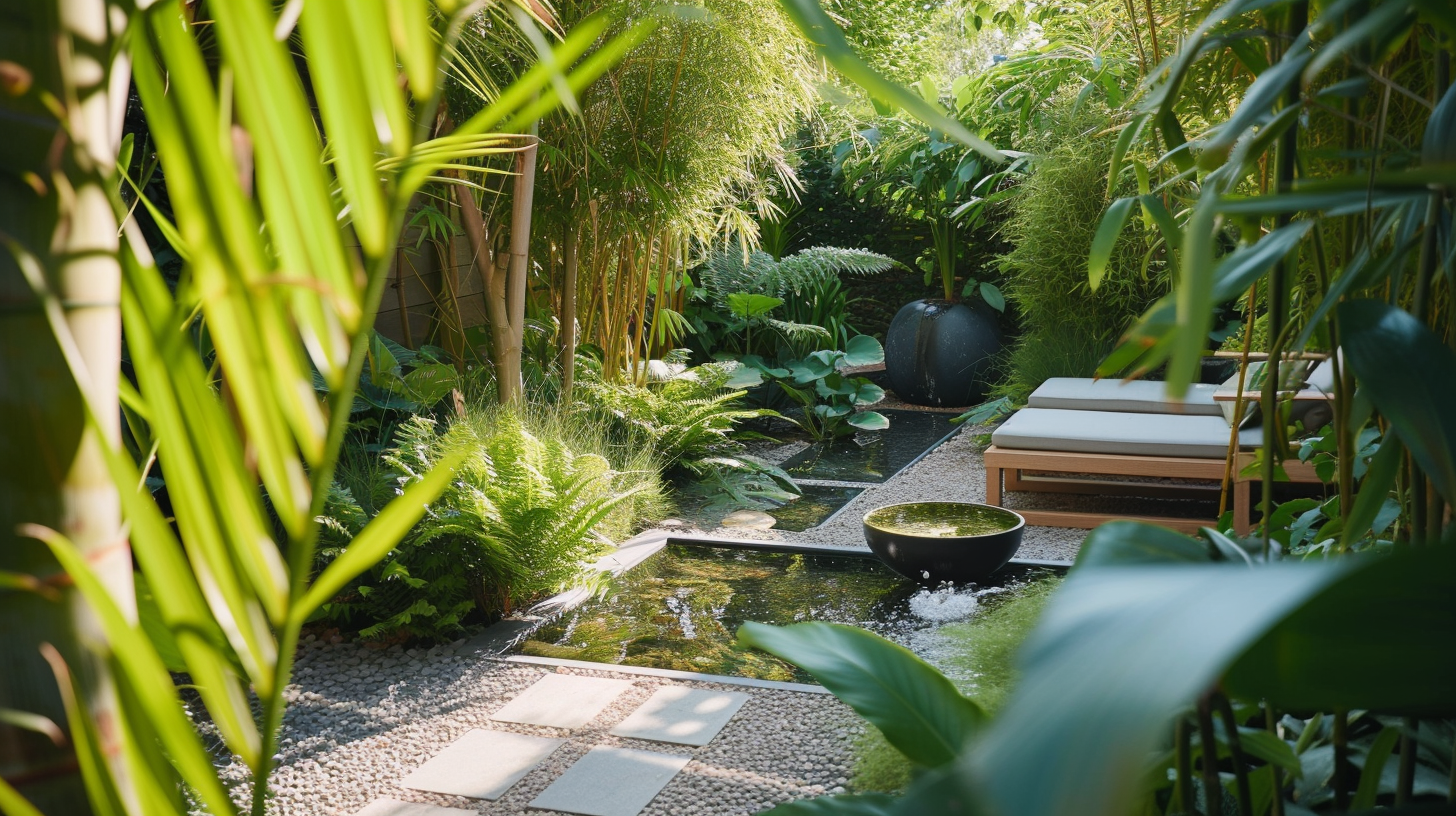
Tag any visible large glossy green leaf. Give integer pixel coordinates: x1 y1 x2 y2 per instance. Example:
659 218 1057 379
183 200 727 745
1074 521 1211 568
843 334 884 366
1223 545 1456 715
738 622 984 768
1339 300 1456 504
847 411 890 430
947 559 1354 816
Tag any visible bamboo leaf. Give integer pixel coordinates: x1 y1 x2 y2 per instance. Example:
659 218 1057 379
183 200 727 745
0 778 45 816
299 447 468 619
1339 301 1456 505
1088 197 1136 291
29 527 240 816
1341 430 1402 549
777 0 1004 162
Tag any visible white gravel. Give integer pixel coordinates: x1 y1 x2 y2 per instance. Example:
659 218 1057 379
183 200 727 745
217 637 862 816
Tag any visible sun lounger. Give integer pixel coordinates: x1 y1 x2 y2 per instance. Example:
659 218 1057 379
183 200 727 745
984 407 1264 534
1027 378 1223 416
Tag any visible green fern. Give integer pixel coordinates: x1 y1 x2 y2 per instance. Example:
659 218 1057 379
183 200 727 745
572 362 773 470
314 408 669 642
699 246 895 309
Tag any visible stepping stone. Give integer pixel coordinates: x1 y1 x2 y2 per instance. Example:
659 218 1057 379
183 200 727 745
609 686 748 747
720 509 776 529
353 799 476 816
490 673 635 729
401 729 564 800
528 747 690 816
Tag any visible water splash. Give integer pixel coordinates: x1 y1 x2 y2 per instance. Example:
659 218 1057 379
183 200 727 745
908 583 983 622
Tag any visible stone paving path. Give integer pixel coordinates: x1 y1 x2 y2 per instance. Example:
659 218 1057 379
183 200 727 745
356 674 751 816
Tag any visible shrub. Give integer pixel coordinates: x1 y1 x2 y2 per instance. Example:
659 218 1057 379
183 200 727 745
317 407 669 642
994 101 1165 401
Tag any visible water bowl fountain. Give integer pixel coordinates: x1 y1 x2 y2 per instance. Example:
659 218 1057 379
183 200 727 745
863 501 1025 585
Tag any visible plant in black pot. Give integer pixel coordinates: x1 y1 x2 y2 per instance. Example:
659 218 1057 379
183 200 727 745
842 85 1027 406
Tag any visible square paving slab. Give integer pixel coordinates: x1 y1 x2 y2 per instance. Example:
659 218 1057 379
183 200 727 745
401 729 564 800
353 799 478 816
528 746 691 816
490 673 635 729
609 686 748 747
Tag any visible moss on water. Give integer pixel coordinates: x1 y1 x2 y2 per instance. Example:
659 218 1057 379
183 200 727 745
865 502 1020 537
519 545 916 683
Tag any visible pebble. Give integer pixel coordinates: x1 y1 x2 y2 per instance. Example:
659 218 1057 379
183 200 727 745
199 640 860 816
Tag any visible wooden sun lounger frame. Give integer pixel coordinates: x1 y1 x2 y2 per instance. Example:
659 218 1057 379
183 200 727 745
985 447 1325 535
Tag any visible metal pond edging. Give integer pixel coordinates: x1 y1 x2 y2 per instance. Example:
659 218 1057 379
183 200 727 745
496 655 834 695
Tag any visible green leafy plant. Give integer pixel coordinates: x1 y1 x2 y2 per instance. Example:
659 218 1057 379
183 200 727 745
738 334 890 439
0 2 646 814
693 245 898 357
570 362 776 471
319 408 666 640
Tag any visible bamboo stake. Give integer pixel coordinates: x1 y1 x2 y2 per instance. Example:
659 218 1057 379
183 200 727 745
560 220 580 402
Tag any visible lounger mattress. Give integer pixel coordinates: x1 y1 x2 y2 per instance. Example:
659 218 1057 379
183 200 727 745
992 408 1261 459
1027 378 1222 416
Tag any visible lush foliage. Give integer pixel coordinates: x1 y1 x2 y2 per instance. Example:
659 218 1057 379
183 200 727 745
319 408 666 641
994 100 1165 401
762 0 1456 814
569 362 775 472
0 2 638 814
689 246 897 358
738 335 891 439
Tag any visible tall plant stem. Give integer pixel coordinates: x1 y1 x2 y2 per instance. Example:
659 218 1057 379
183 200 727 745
1175 717 1196 815
1333 708 1350 811
0 2 132 812
559 220 580 403
1197 696 1224 816
1215 695 1253 816
1265 704 1285 816
1396 717 1418 805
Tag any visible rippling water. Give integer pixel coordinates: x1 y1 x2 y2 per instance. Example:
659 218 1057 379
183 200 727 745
517 544 1053 683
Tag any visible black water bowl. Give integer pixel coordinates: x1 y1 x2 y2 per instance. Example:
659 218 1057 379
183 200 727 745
863 502 1025 585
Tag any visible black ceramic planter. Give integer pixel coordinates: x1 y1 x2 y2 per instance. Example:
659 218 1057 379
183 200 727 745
884 299 1002 406
863 502 1025 585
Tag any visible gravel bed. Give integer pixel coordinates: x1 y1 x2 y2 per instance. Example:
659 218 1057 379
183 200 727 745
218 637 861 816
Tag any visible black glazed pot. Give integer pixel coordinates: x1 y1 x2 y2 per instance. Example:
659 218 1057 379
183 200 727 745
884 299 1002 406
863 501 1025 585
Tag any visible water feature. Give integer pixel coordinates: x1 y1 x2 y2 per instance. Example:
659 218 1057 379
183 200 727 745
780 410 959 483
516 543 1057 683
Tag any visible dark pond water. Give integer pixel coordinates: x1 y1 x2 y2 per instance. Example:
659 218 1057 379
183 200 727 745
517 543 1053 683
780 409 959 483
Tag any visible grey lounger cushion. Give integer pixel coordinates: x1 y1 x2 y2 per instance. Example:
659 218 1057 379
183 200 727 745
992 408 1263 459
1027 378 1222 416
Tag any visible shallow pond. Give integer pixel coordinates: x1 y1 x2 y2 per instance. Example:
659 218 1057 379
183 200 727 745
517 543 1055 683
780 409 959 483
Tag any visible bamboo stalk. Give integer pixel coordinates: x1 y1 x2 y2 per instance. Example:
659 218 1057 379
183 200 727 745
0 1 132 811
560 220 580 403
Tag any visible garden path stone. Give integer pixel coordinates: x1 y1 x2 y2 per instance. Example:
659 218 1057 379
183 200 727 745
528 746 691 816
353 798 478 816
609 686 748 746
489 673 634 729
400 728 564 800
719 510 776 529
